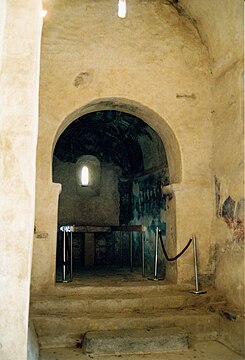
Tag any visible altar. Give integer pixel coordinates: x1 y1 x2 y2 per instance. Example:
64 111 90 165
58 225 147 282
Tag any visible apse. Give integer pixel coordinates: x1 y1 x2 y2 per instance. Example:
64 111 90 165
52 110 169 279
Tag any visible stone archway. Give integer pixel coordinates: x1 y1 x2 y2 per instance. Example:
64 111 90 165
32 98 182 293
52 100 182 281
53 98 182 282
53 98 182 185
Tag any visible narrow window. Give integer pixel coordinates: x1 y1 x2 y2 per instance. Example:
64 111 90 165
81 166 89 186
118 0 126 18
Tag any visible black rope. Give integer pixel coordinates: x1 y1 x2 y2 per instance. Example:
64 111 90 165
158 229 192 262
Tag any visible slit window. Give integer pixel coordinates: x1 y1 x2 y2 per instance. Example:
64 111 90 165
81 166 89 186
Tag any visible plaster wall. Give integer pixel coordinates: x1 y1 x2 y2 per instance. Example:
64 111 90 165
0 1 42 359
181 0 245 309
180 0 243 77
181 0 244 309
53 159 120 226
211 61 244 308
34 0 214 292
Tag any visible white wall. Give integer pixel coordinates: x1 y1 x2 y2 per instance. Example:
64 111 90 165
0 1 42 359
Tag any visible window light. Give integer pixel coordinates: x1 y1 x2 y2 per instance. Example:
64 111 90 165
81 166 89 186
118 0 127 18
41 9 47 18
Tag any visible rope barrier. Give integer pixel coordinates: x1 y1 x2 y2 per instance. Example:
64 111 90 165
158 229 192 262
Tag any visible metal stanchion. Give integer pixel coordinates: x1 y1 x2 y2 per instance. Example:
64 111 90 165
70 231 73 280
148 227 163 281
190 234 206 294
141 232 145 277
62 230 67 282
120 231 123 267
154 227 158 280
130 232 133 272
59 226 73 283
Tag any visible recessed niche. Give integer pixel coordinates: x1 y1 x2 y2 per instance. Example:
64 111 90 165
76 155 101 196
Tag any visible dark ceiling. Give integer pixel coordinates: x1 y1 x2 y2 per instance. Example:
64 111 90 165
53 110 153 176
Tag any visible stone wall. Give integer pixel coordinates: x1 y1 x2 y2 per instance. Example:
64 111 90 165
182 0 244 308
0 1 243 359
53 158 120 226
177 0 244 306
211 60 244 308
0 1 42 359
34 0 214 292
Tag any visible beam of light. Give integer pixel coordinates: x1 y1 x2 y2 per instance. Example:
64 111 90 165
41 9 47 18
118 0 126 18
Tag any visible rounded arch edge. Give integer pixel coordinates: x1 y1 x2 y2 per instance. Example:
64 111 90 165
52 97 182 184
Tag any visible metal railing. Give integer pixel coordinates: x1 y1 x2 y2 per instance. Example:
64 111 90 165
152 227 207 294
58 224 147 282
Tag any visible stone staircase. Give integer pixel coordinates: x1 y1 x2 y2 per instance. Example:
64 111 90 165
30 281 226 356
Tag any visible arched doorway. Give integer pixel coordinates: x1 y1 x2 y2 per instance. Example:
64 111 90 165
52 108 175 281
31 98 182 291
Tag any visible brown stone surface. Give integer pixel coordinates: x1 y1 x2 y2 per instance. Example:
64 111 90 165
82 328 188 355
40 340 244 360
31 280 223 350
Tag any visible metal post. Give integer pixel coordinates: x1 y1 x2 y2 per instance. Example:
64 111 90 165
154 226 159 280
70 232 73 281
190 234 206 294
193 235 199 292
141 232 145 277
120 231 123 267
130 232 133 272
63 230 67 282
148 227 163 281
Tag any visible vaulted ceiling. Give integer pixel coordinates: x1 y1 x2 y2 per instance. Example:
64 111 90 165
42 0 243 78
54 111 158 176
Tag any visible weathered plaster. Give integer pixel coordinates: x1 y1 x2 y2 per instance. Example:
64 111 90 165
0 1 42 359
180 0 244 77
0 0 243 358
33 0 214 292
210 59 244 308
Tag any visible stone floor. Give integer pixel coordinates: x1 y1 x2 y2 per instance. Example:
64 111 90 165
68 267 153 284
40 340 243 360
36 270 244 359
54 267 185 290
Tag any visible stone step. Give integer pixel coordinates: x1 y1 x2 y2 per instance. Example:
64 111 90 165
44 282 224 298
31 289 225 315
39 340 245 360
32 309 219 349
82 327 188 355
46 282 192 296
